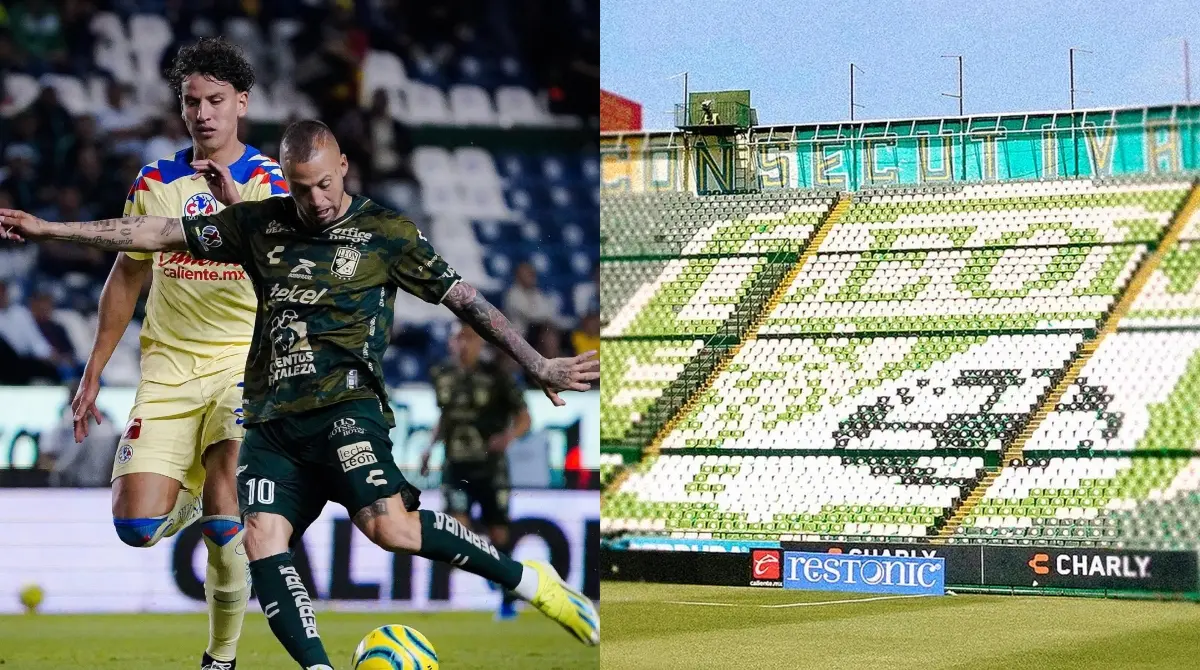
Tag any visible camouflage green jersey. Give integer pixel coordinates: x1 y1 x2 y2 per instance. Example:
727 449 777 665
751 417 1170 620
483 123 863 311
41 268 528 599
430 360 526 465
181 195 460 426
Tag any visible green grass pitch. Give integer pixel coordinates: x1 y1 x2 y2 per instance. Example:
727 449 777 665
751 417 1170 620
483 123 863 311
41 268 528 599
602 581 1200 670
0 610 598 669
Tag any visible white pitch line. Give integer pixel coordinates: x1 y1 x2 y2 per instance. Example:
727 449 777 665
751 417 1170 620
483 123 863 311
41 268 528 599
663 594 935 609
759 594 935 609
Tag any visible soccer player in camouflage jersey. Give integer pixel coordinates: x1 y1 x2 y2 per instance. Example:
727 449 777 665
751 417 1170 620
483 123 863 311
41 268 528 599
421 322 531 620
0 120 600 669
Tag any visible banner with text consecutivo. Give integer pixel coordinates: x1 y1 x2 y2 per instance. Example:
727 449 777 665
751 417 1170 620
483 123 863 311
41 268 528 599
0 489 597 614
601 103 1200 193
0 386 598 472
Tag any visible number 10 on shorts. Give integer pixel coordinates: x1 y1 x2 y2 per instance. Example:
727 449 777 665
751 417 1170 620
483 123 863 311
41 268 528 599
246 477 276 505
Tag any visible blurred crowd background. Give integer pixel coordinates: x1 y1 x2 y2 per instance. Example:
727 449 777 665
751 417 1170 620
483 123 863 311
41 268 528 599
0 0 600 388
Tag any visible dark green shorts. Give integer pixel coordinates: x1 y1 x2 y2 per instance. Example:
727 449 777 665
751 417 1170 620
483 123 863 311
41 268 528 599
237 398 420 543
443 457 511 526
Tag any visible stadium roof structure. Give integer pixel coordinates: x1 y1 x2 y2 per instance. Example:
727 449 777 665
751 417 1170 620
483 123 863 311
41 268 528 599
603 101 1200 138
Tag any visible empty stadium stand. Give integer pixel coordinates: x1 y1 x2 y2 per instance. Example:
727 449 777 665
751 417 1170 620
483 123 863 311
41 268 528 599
602 176 1200 549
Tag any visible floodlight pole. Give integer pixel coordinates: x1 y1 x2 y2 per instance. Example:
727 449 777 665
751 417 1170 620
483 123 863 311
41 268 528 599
850 63 864 121
941 55 964 116
1185 39 1192 102
1068 47 1090 110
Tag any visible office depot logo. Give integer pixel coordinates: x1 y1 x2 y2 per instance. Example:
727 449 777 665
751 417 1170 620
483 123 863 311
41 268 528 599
750 549 782 586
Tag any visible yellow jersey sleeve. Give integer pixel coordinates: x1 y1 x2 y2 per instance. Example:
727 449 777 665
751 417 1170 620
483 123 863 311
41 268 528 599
129 146 284 383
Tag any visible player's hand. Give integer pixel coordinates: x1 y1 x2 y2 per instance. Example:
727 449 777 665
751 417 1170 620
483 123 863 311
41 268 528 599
71 375 103 443
190 159 242 206
0 208 49 242
530 350 599 407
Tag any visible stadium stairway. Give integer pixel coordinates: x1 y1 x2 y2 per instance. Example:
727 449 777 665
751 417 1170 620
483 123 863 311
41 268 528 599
936 179 1200 540
640 193 852 460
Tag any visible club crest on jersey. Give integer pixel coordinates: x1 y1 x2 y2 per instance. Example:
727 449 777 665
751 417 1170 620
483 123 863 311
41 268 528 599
332 246 361 278
184 193 218 217
116 444 134 464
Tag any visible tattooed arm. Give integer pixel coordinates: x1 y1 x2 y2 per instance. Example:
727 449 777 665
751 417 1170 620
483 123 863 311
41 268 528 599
443 282 544 372
0 208 186 252
442 282 599 406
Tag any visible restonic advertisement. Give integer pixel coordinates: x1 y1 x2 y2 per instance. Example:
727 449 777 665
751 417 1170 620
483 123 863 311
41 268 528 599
781 551 945 596
0 386 599 474
0 489 598 614
782 540 983 587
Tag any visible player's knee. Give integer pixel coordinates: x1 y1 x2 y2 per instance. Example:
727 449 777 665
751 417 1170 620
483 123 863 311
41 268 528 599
113 516 171 548
242 513 291 560
366 512 421 553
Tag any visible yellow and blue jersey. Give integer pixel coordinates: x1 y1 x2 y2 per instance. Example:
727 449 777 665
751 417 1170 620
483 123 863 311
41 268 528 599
124 145 288 384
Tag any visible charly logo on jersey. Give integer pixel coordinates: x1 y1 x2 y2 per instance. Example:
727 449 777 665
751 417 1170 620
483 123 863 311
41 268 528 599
332 246 361 279
328 227 372 244
269 309 315 383
269 283 328 305
184 192 219 217
331 417 366 438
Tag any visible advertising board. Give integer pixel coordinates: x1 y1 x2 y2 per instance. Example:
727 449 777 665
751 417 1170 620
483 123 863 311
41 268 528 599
0 489 597 614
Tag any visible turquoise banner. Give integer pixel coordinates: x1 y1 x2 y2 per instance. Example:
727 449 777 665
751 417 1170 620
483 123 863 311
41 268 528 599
601 104 1200 194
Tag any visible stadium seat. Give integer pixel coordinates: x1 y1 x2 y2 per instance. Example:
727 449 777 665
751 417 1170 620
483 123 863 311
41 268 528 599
39 75 93 116
454 147 503 185
404 82 451 125
449 85 497 126
601 340 705 442
360 50 408 110
129 15 174 86
495 86 549 127
1 74 39 116
90 12 135 84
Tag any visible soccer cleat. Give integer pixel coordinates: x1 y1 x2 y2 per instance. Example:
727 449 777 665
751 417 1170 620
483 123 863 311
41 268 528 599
522 560 599 645
201 652 235 670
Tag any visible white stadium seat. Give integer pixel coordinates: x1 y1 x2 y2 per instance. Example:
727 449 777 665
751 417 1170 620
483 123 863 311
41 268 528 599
448 84 496 126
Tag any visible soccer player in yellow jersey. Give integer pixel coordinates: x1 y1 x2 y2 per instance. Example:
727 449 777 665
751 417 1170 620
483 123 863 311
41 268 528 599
69 38 283 670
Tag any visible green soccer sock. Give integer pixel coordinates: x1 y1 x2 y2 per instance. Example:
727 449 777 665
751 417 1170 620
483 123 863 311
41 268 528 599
248 553 332 668
417 510 525 591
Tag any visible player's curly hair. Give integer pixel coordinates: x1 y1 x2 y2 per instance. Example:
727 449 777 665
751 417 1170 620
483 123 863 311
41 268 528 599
166 36 256 98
